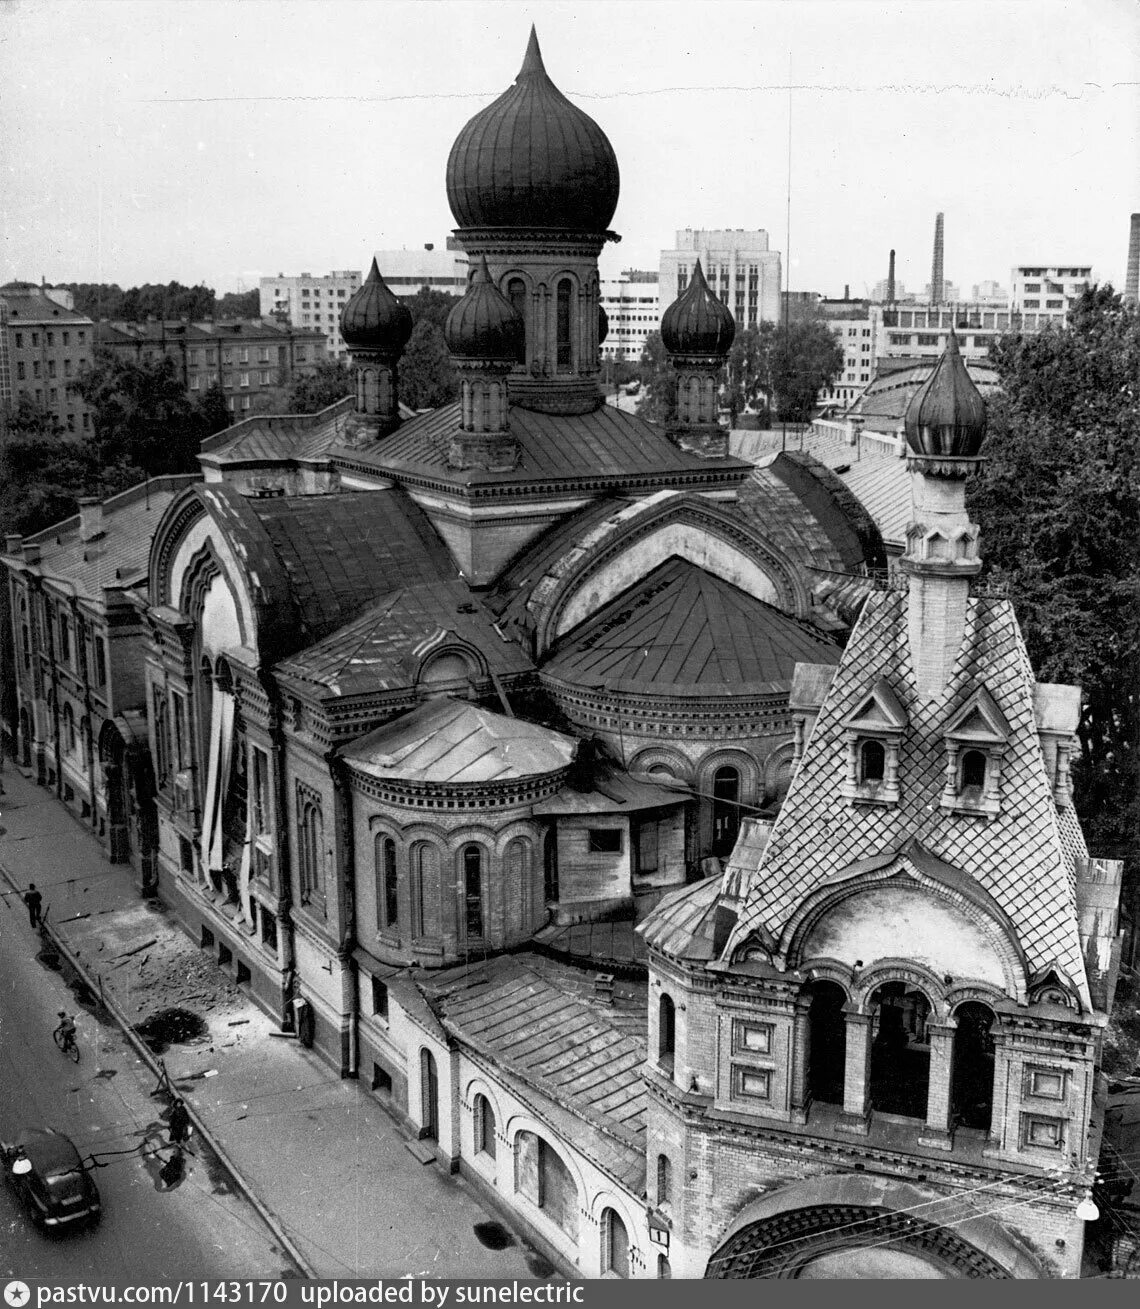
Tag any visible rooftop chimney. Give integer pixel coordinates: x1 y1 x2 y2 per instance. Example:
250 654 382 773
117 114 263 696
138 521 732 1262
930 213 945 305
887 249 896 303
1125 213 1140 306
78 497 104 542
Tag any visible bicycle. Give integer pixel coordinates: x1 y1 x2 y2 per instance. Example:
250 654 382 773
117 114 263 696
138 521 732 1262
53 1021 80 1062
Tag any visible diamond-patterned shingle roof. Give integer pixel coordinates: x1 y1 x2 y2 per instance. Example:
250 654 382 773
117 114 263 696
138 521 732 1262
727 585 1090 1004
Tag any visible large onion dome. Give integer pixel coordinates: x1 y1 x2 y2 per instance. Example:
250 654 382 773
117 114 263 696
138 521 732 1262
444 257 524 361
904 330 988 458
340 258 413 354
446 28 620 232
660 260 736 357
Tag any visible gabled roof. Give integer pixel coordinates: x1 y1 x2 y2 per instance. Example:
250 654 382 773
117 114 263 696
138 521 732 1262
0 291 91 324
945 684 1011 744
338 401 749 490
842 675 908 732
341 698 576 785
542 557 840 697
274 578 532 697
726 585 1091 1003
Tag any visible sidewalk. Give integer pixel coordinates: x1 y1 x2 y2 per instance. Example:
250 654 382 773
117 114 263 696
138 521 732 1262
0 769 551 1280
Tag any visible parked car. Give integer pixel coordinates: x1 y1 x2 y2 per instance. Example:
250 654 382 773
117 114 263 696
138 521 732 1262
1 1128 101 1229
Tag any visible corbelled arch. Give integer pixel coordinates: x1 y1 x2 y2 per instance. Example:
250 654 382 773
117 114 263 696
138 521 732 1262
529 492 811 656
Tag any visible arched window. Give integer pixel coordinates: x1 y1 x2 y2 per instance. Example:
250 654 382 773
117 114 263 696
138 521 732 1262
601 1207 629 1277
657 1254 672 1279
462 845 484 938
656 1154 671 1206
298 800 323 903
543 829 559 902
869 982 932 1119
507 278 527 364
658 994 676 1073
507 837 533 931
805 980 847 1107
515 1131 578 1241
62 703 76 754
420 1048 439 1141
411 842 439 938
556 279 572 369
473 1093 496 1159
961 749 987 790
712 765 741 855
375 836 398 931
859 739 886 783
951 1002 996 1132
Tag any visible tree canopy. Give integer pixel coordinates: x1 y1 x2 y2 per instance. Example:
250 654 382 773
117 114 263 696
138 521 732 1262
637 331 677 424
399 289 460 410
286 358 354 414
968 285 1140 914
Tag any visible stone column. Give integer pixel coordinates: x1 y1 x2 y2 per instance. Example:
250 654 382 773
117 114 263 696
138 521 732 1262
837 1008 872 1134
789 994 812 1123
919 1021 956 1150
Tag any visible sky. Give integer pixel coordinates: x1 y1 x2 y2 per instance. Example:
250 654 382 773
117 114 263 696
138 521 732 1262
2 0 1138 298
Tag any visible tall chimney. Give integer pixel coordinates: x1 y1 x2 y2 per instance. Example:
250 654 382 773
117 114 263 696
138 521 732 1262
887 249 896 303
1125 213 1140 306
930 213 945 305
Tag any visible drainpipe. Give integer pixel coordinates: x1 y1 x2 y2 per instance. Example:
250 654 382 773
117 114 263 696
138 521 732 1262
261 672 296 1030
327 748 359 1079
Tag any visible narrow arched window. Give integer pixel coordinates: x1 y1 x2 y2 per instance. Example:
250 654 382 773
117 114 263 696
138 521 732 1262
463 844 483 938
556 279 572 369
712 765 741 855
411 842 439 938
657 1254 672 1279
961 749 987 790
656 1154 671 1206
601 1208 629 1278
473 1093 496 1159
658 994 676 1072
860 739 886 783
375 836 398 931
507 278 527 364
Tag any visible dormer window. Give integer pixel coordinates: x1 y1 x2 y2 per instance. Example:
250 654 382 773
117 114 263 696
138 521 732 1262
941 686 1010 817
840 677 907 807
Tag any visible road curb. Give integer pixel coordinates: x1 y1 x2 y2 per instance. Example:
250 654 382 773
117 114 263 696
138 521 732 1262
0 859 317 1278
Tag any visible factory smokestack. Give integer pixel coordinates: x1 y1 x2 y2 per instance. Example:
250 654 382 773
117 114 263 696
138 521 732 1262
930 213 945 305
1125 213 1140 306
887 249 896 304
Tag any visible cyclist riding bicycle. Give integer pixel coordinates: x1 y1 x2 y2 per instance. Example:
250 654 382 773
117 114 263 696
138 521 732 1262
55 1011 76 1046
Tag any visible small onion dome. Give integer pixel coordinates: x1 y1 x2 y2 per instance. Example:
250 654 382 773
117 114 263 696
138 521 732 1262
444 257 524 361
446 27 620 233
660 260 735 358
904 331 987 458
340 258 413 354
598 304 609 347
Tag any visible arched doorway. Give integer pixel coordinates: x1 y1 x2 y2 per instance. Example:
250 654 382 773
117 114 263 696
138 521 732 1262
711 766 741 856
868 982 932 1119
805 981 846 1107
101 727 131 864
543 829 559 903
950 1002 996 1132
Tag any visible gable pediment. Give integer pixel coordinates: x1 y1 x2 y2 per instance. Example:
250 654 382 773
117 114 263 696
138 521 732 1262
945 685 1010 745
842 676 908 734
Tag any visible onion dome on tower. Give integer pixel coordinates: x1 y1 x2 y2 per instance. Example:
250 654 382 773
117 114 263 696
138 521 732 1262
339 259 414 446
444 258 524 473
903 330 987 462
659 260 735 459
660 260 736 360
446 27 619 233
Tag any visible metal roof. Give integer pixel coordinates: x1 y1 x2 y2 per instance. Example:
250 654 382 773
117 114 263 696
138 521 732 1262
341 698 576 785
543 557 840 697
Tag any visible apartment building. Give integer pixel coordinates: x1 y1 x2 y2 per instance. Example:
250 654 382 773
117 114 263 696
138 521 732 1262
815 298 880 408
598 269 659 362
1010 264 1092 321
95 319 326 416
659 229 781 329
0 283 95 434
259 271 362 358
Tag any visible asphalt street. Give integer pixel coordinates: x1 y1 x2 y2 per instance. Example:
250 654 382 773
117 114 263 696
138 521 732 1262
0 886 302 1280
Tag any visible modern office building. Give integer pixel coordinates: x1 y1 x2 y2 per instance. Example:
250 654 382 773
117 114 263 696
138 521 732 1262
599 269 659 362
372 240 469 297
0 283 95 434
259 271 362 358
1010 265 1092 321
659 229 781 329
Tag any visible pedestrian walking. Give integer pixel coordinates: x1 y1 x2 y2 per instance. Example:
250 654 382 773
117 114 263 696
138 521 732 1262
167 1098 191 1145
23 883 42 929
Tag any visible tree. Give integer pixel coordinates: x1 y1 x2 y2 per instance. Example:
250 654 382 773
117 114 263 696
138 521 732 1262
769 319 844 423
216 289 260 318
69 350 204 475
196 381 233 436
725 323 776 425
968 285 1140 935
286 358 353 414
1 396 64 440
637 331 677 424
399 318 457 410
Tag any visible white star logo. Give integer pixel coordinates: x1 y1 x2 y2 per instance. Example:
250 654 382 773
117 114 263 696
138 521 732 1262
5 1283 31 1308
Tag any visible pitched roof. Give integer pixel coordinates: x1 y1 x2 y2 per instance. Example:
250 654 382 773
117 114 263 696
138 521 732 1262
7 475 199 604
419 954 647 1193
0 291 91 324
727 585 1091 1003
339 401 750 489
274 578 532 696
542 557 840 697
853 358 1000 434
341 698 576 785
200 398 418 469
